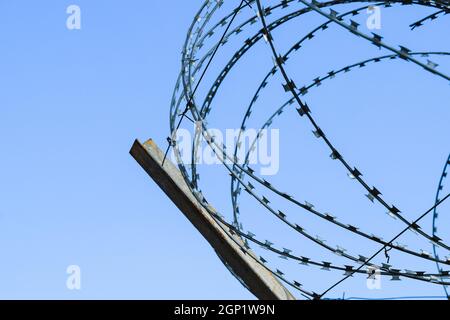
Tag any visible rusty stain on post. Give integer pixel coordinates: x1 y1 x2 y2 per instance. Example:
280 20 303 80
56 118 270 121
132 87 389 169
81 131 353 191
130 139 295 300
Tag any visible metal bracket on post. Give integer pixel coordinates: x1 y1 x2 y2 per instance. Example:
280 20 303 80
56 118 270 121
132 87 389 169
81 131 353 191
130 139 295 300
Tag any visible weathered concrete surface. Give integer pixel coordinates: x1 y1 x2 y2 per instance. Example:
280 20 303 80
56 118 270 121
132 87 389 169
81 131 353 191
130 139 295 300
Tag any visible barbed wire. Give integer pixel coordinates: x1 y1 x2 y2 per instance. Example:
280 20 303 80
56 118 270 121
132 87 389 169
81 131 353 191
410 9 449 30
231 51 450 265
432 154 450 298
165 0 450 299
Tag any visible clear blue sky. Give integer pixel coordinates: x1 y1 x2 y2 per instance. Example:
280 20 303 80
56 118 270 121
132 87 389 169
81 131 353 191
0 0 449 299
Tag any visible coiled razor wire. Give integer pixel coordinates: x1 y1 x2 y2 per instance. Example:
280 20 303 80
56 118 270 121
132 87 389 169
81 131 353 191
433 154 450 297
164 0 450 299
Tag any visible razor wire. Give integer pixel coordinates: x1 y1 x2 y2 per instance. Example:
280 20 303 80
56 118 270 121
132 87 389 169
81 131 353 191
432 154 450 297
164 0 450 299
